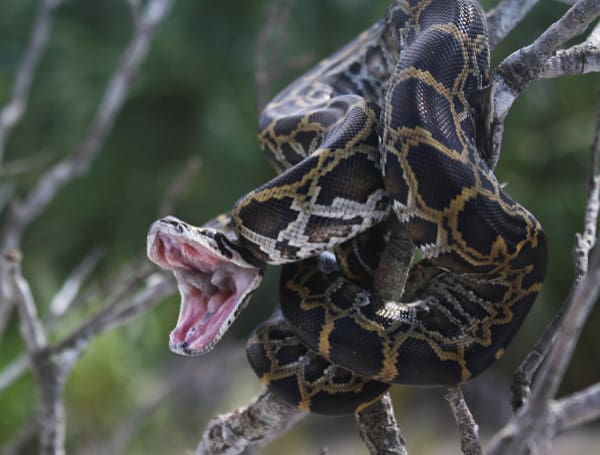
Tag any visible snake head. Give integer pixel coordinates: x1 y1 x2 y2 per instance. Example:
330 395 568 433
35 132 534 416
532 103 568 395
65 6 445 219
147 216 264 356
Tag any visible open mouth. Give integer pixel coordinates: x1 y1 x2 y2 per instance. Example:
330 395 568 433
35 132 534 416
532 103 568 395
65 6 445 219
147 217 263 355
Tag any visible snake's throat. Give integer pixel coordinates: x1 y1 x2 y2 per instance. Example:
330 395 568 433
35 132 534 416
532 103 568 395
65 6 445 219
148 230 262 356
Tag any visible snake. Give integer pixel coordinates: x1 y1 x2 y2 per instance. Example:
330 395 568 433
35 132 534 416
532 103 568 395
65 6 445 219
147 0 548 416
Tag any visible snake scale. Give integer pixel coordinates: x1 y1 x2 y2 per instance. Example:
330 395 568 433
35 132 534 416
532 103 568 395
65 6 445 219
147 0 548 415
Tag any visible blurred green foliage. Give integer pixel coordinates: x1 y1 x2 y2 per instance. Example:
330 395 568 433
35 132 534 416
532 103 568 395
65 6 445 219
0 0 599 453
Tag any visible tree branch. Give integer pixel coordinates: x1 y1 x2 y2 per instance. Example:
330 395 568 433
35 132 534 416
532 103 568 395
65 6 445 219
554 382 600 433
55 273 175 357
196 389 304 455
356 393 408 455
0 0 65 162
511 91 600 410
445 386 483 455
485 0 541 49
158 155 203 217
489 0 600 168
0 0 176 253
487 91 600 455
0 2 179 452
49 248 104 317
529 92 600 408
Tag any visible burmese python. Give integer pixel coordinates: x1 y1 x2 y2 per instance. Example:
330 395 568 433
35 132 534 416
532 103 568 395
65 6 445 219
147 0 548 415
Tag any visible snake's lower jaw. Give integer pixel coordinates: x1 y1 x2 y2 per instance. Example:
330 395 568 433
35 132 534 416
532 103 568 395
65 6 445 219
146 217 263 356
168 265 261 355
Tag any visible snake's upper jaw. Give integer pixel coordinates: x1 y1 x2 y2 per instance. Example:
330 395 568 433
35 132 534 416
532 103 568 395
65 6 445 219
146 216 264 356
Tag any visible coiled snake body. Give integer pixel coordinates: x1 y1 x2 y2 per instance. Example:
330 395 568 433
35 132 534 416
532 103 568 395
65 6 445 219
147 0 548 415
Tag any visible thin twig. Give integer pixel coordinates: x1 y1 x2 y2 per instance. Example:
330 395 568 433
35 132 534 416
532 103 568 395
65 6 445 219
0 260 156 393
55 273 175 356
0 183 15 215
445 387 483 455
485 0 541 49
8 250 47 351
0 155 53 177
0 0 65 162
254 0 297 113
0 354 30 392
553 382 600 433
104 345 243 455
158 156 203 217
49 248 104 317
510 313 562 410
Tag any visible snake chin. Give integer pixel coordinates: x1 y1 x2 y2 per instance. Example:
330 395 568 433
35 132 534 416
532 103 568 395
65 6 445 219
147 217 263 356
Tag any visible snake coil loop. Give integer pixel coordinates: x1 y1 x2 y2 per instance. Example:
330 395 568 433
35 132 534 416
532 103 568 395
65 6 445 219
147 0 547 415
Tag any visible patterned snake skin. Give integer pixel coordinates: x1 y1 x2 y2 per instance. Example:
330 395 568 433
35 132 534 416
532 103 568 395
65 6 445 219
147 0 548 415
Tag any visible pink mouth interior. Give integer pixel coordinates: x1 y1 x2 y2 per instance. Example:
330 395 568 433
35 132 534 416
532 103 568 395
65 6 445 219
150 232 258 354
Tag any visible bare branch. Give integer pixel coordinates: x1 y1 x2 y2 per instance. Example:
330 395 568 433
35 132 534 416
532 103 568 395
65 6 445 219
0 0 177 343
254 0 296 112
488 93 600 455
0 155 52 177
0 0 176 252
8 250 47 351
490 0 600 167
511 93 600 410
356 393 408 455
510 313 562 410
56 273 175 356
0 354 29 392
485 0 541 49
554 382 600 432
0 259 160 394
351 220 415 453
539 44 600 78
104 345 244 454
0 0 65 162
196 389 304 455
0 183 15 215
445 387 482 455
0 2 179 451
7 250 66 455
530 95 600 408
103 363 194 454
158 155 203 217
49 248 104 317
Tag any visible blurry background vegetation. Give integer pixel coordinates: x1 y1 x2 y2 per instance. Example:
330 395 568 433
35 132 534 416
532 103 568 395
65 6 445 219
0 0 599 453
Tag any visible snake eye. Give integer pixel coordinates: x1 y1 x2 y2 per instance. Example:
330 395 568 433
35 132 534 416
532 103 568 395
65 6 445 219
161 217 187 233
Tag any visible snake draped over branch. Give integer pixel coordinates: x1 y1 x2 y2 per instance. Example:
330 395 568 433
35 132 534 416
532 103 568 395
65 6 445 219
147 0 548 415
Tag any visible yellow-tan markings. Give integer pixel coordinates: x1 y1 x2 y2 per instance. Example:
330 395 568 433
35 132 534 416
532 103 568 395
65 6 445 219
236 0 547 414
